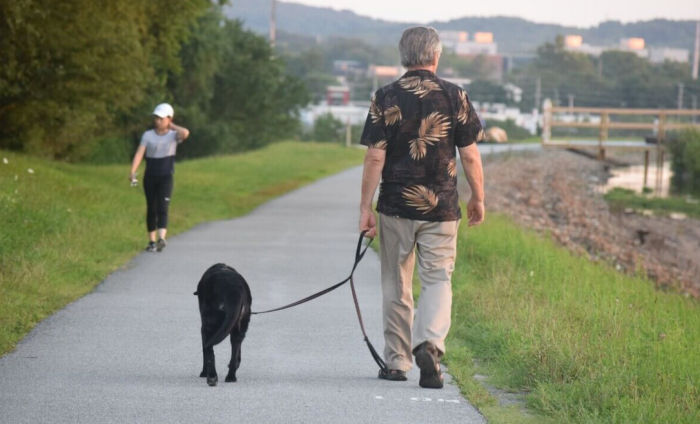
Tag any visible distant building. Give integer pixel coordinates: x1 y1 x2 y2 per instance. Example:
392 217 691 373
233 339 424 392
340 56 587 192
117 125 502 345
300 101 371 129
367 65 402 78
649 47 690 63
440 31 468 51
474 32 494 43
565 35 583 48
333 60 365 76
570 44 607 56
438 30 498 55
326 86 350 106
619 38 649 58
562 35 689 62
440 77 473 88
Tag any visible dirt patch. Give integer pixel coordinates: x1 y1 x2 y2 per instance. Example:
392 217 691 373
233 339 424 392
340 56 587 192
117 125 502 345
461 149 700 297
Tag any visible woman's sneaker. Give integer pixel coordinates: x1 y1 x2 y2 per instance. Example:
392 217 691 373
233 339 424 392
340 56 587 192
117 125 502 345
146 241 157 252
156 238 167 252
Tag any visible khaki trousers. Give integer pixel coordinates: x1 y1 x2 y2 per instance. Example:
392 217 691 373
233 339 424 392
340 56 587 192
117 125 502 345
378 214 460 372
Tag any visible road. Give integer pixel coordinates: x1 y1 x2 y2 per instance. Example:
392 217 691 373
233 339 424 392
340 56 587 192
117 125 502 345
0 165 491 423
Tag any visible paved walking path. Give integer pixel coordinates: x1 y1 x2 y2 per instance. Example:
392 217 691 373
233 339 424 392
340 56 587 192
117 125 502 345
0 165 489 423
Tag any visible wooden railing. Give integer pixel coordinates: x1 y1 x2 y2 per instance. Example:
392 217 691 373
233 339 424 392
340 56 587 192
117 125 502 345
541 99 700 192
542 99 700 158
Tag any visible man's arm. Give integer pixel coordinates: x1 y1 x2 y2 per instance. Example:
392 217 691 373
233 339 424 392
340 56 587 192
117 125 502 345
359 148 386 237
170 122 190 142
458 143 485 226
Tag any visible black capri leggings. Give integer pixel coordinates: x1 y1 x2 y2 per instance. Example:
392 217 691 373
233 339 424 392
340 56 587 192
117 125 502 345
143 174 173 232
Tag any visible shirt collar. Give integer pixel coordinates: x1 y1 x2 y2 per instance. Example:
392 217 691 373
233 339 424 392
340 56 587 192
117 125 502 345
403 69 436 78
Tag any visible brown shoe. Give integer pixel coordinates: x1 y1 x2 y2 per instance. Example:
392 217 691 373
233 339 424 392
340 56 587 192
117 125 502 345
378 368 408 381
414 342 444 389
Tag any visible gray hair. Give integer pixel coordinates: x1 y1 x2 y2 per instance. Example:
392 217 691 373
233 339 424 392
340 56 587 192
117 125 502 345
399 26 442 69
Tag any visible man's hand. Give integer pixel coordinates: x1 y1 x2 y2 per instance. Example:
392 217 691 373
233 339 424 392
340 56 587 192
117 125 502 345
359 209 377 238
467 197 485 227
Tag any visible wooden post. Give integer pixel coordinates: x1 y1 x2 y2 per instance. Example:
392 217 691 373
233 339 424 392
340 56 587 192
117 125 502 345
542 99 552 145
643 150 650 188
345 117 352 148
598 112 609 160
655 113 666 193
658 149 666 195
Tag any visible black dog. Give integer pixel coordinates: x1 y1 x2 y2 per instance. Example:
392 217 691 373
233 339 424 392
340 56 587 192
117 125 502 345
194 263 252 386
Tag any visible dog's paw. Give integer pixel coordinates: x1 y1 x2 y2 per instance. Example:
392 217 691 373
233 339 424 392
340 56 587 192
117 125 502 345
225 374 237 383
207 376 218 387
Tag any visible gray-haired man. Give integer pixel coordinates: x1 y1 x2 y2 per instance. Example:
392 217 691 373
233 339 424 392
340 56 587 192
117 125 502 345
359 27 485 389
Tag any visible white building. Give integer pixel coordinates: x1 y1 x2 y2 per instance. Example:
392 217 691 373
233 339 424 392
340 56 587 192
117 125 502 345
562 35 690 61
649 47 690 63
439 30 498 56
439 31 468 51
300 102 370 129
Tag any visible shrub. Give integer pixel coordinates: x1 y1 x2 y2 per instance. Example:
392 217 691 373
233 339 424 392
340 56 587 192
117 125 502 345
669 129 700 192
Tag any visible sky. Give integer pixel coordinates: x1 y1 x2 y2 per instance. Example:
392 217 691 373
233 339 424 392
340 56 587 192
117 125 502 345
288 0 700 28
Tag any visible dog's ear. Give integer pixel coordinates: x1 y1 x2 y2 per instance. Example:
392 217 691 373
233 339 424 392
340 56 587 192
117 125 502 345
193 291 198 296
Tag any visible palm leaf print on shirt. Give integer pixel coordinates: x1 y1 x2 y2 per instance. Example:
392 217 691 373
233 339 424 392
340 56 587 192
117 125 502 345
458 89 469 125
408 112 451 160
370 95 382 124
402 185 438 214
399 76 442 98
384 105 402 125
447 158 457 178
372 139 387 150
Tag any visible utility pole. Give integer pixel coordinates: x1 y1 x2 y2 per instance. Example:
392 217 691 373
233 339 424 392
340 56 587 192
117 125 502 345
677 83 684 109
693 21 700 80
568 94 575 110
534 77 541 111
269 0 277 49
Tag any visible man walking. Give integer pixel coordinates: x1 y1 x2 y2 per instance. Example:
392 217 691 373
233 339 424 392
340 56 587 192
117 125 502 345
359 26 485 389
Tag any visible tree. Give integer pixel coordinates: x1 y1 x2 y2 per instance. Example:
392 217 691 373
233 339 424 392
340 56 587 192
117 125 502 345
312 113 345 143
0 0 210 159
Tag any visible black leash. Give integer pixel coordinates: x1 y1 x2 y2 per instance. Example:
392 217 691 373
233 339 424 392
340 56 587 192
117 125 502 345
251 231 388 373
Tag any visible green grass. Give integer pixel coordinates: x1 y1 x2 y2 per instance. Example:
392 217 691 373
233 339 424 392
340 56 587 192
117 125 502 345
604 187 700 218
0 142 364 356
509 136 542 144
445 214 700 423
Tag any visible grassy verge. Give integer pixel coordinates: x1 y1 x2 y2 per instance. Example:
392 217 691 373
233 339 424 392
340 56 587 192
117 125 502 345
0 142 364 356
445 214 700 423
604 187 700 218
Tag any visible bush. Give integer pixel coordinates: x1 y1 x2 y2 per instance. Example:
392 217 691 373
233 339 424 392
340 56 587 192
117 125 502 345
312 113 346 143
82 136 134 164
669 129 700 192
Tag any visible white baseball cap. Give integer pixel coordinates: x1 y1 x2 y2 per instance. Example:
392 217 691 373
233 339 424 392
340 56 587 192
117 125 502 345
153 103 174 118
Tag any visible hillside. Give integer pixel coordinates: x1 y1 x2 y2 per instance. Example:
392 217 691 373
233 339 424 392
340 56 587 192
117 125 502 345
224 0 699 54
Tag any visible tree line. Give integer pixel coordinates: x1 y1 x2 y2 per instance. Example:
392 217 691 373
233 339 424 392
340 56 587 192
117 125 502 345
510 36 700 111
0 0 308 161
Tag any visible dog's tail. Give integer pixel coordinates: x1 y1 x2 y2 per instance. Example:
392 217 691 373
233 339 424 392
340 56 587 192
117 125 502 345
204 289 244 348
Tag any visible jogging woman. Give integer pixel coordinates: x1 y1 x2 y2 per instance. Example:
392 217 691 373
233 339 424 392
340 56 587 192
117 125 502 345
129 103 190 252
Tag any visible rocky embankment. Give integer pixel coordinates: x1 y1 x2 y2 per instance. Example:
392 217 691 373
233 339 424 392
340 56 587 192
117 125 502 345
464 149 700 297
